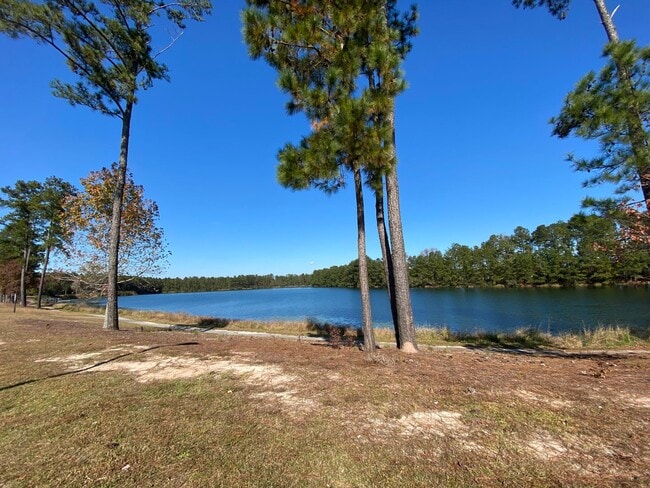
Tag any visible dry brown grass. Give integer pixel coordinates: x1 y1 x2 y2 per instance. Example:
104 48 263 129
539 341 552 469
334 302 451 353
2 304 649 487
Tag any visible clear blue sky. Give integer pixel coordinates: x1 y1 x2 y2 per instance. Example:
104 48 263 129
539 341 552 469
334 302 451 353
1 1 649 278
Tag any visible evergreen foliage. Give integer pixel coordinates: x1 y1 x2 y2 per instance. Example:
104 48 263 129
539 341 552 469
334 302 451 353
553 41 650 216
243 0 419 351
514 0 650 245
0 177 74 305
408 214 648 288
0 180 43 305
511 0 570 20
114 214 649 296
130 273 312 295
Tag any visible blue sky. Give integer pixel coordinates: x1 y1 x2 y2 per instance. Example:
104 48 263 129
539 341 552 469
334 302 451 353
1 1 649 278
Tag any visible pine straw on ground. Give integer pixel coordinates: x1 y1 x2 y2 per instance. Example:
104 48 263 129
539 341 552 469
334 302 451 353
1 305 649 487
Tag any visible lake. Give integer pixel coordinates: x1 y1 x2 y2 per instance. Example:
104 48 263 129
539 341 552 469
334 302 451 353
114 286 650 334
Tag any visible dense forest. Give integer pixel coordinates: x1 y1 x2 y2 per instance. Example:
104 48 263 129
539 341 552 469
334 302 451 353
115 213 649 296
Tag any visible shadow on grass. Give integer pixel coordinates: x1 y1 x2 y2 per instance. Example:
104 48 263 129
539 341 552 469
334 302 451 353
0 341 200 392
457 327 648 359
305 318 363 348
171 317 232 331
197 317 232 329
455 327 554 350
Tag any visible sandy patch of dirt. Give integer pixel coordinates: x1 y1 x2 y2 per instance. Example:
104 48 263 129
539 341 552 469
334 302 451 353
251 390 318 413
512 389 575 408
39 348 297 385
526 431 568 460
356 409 469 449
36 347 132 367
397 410 466 437
524 430 637 479
618 393 650 408
93 355 224 381
37 347 316 412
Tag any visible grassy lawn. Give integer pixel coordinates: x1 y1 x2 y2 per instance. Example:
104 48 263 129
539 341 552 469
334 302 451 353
1 304 649 487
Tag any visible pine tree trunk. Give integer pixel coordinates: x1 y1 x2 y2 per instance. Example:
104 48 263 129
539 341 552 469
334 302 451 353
385 108 418 353
374 182 400 346
354 167 376 353
37 244 51 309
592 0 619 43
592 0 650 212
368 62 400 347
104 101 133 330
19 245 30 307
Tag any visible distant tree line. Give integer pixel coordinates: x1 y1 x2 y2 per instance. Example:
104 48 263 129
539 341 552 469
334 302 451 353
411 216 648 288
7 210 648 300
315 214 649 289
131 273 312 295
109 213 648 296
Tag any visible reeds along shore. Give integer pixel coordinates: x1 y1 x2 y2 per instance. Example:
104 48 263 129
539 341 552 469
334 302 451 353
57 303 650 350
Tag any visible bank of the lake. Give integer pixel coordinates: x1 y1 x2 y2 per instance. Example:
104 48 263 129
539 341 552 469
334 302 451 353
111 286 650 335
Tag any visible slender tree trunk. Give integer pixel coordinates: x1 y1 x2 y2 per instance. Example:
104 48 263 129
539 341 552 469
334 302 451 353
19 245 30 307
385 107 418 353
104 100 133 330
354 167 376 353
592 0 619 43
368 65 400 346
592 0 650 212
37 244 51 309
374 181 400 346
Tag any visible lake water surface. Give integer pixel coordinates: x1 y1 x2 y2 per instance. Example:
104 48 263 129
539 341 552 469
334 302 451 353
115 287 650 334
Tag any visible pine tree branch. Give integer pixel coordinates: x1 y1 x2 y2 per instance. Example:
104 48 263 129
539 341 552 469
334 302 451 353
1 4 128 116
153 29 184 60
108 0 129 32
59 0 127 70
0 16 97 92
273 38 322 57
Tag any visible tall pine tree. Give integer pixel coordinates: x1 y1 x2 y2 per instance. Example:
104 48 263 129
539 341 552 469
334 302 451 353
0 180 44 307
245 1 379 351
0 0 211 329
244 0 419 352
36 176 76 308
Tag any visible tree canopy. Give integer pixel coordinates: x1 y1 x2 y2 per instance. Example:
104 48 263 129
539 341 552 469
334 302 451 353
62 164 169 297
0 177 75 306
553 41 650 216
243 0 419 352
514 0 650 245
